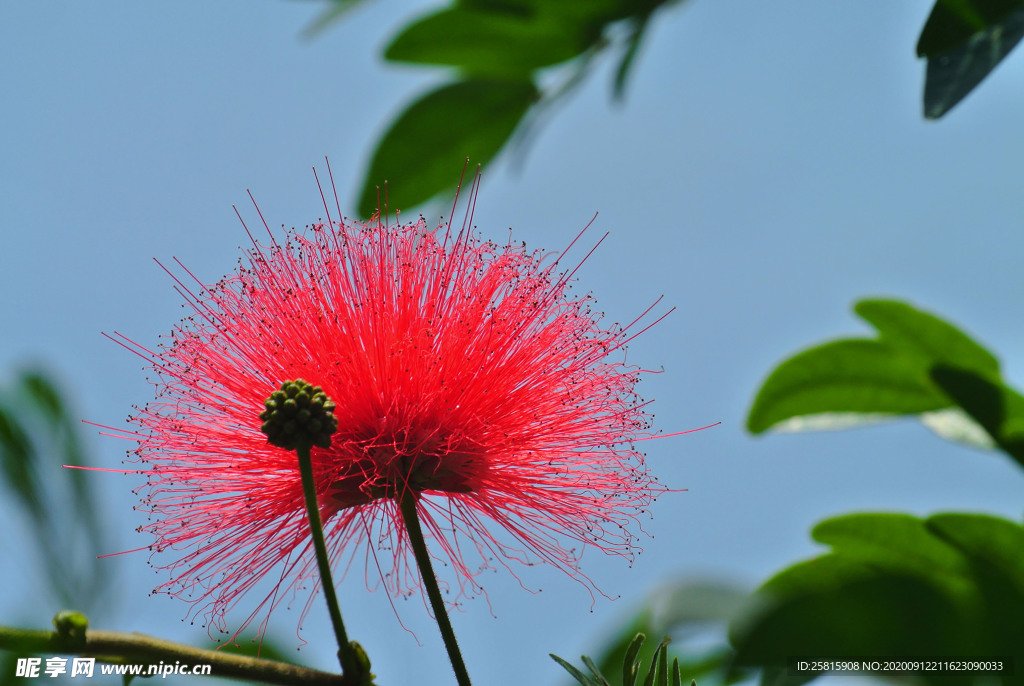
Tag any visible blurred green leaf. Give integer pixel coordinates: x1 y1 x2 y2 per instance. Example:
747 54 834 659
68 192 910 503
729 512 1024 683
17 371 103 551
0 368 112 611
457 0 635 25
301 0 374 38
917 0 1024 118
613 12 653 100
0 405 43 518
385 7 595 74
356 78 537 218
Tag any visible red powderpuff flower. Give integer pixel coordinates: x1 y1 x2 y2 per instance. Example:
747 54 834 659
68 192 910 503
111 169 677 641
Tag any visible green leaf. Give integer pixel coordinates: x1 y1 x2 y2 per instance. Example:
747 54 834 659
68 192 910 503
854 300 999 378
931 365 1024 468
917 0 1024 118
923 8 1024 118
653 637 671 686
17 371 103 551
613 12 653 100
747 299 1001 434
917 0 1024 56
623 632 647 686
730 512 1024 679
581 655 612 686
927 513 1024 655
0 370 113 611
458 0 635 26
0 404 43 518
555 634 717 686
746 339 947 434
552 653 600 686
810 514 976 592
385 7 594 74
356 79 537 219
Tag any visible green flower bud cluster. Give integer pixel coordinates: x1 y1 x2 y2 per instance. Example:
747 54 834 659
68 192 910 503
260 379 338 450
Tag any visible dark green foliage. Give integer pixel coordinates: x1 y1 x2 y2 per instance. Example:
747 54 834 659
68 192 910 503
917 0 1024 117
304 0 1024 212
353 0 680 217
930 365 1024 467
729 512 1024 685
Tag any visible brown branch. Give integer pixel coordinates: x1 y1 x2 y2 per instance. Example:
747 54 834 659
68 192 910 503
0 624 367 685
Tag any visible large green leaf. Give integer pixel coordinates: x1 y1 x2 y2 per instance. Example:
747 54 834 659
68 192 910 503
356 78 537 218
917 0 1024 118
747 299 1001 435
385 7 595 74
854 300 999 378
746 339 949 434
730 512 1023 684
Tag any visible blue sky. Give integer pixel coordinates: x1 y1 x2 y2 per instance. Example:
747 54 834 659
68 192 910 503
3 1 1024 685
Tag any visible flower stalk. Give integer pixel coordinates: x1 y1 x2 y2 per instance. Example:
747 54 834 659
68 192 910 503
296 441 366 682
399 490 472 686
259 379 368 683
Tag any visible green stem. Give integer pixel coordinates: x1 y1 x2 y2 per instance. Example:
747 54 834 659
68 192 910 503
398 490 472 686
295 442 363 681
0 625 353 685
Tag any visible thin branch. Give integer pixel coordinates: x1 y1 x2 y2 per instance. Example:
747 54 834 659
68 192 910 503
0 625 360 685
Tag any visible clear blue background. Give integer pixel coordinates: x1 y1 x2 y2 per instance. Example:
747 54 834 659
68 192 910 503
2 1 1023 684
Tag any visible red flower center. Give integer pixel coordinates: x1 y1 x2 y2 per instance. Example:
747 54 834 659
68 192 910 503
321 426 483 511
